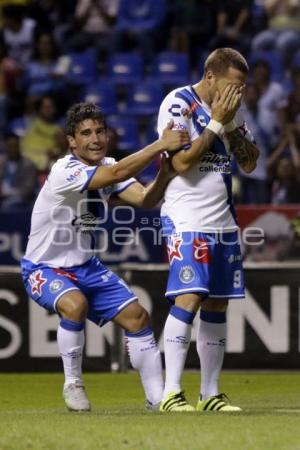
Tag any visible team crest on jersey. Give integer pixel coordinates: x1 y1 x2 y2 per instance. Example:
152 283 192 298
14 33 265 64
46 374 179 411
172 122 187 131
193 238 211 264
49 279 64 293
179 265 195 284
167 235 183 264
29 270 47 296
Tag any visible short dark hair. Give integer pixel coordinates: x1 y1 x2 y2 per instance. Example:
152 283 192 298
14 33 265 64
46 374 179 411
65 102 106 136
204 48 249 77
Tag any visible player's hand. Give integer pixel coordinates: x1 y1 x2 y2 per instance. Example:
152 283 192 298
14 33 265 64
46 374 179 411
160 119 190 152
159 152 177 181
211 84 242 124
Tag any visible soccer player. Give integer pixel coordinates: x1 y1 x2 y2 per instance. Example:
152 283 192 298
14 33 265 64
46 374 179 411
21 102 190 412
157 48 260 412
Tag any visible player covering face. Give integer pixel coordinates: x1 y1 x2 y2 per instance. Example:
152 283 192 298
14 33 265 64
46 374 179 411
157 48 259 412
21 102 190 411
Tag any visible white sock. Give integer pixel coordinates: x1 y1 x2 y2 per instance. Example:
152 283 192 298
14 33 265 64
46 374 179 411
125 329 163 405
163 306 195 397
57 325 85 388
197 310 226 400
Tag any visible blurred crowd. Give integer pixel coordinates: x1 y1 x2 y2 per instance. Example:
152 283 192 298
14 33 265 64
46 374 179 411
0 0 300 210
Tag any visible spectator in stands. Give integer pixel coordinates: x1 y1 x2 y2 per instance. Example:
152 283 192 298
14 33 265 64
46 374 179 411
0 39 22 97
240 83 270 203
283 68 300 129
0 39 22 134
0 133 37 210
210 0 254 54
267 128 300 203
21 95 63 172
168 0 217 66
0 4 37 65
271 158 300 203
252 0 300 65
279 69 300 167
112 0 167 66
24 32 64 97
66 0 118 59
7 94 37 138
26 0 76 46
251 60 288 148
106 127 126 160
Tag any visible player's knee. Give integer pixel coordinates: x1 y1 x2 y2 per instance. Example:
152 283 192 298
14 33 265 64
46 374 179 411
57 292 88 322
126 307 149 333
201 299 228 312
175 293 202 313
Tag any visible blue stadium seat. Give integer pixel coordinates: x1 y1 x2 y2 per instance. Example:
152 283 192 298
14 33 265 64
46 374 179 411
124 81 164 116
248 50 284 81
145 116 158 144
291 50 300 69
117 0 166 33
106 52 143 85
151 52 190 86
196 51 210 80
106 115 140 151
67 48 97 86
7 117 30 137
82 82 118 115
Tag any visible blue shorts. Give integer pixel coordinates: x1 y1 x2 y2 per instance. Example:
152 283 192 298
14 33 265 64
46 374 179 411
21 256 137 326
165 231 245 301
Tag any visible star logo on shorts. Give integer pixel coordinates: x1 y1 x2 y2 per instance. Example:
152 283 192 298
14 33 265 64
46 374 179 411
167 235 183 264
29 270 47 296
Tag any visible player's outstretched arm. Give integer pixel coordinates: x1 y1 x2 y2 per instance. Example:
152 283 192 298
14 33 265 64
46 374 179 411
88 121 190 190
226 129 259 173
117 153 176 208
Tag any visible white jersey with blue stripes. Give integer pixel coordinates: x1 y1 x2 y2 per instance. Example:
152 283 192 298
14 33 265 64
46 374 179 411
24 154 136 267
157 85 253 233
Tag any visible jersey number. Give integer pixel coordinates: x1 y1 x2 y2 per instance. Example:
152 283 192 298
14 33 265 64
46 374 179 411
233 270 242 288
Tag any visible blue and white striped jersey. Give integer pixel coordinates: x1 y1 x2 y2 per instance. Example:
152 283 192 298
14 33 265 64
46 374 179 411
157 85 253 233
24 154 135 267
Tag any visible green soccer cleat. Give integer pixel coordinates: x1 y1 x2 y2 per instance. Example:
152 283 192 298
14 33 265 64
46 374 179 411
159 391 195 412
196 393 242 412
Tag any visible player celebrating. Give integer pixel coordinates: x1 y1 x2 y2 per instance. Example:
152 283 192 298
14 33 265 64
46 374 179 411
157 48 259 412
21 102 190 412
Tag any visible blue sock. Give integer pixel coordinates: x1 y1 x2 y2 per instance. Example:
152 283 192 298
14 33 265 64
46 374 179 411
60 318 85 332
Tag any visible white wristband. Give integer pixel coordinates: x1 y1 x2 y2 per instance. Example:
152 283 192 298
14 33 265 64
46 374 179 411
224 120 237 133
206 119 224 137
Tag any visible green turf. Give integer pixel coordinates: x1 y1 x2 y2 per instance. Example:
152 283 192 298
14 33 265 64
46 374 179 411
0 372 299 450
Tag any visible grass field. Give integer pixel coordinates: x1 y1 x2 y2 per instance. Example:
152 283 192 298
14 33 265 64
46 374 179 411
0 372 300 450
